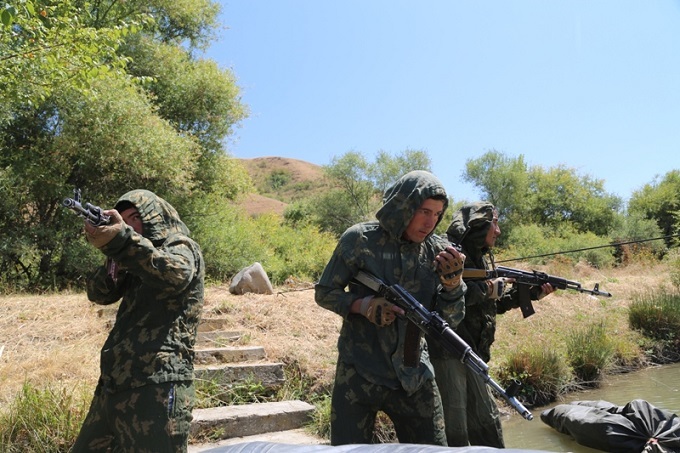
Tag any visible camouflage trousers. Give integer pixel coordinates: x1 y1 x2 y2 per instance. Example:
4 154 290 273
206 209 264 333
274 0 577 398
70 380 195 453
330 360 447 446
431 356 504 448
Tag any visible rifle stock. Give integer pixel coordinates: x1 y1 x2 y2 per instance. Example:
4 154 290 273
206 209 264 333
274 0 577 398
463 266 612 318
353 271 534 421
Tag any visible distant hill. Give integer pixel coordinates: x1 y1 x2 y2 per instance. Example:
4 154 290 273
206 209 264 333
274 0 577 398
238 156 330 216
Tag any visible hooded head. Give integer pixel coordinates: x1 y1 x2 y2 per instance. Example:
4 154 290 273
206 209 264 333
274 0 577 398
114 190 190 246
376 170 448 242
446 202 497 252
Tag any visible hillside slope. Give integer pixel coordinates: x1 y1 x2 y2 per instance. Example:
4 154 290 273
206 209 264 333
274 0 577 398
238 157 330 216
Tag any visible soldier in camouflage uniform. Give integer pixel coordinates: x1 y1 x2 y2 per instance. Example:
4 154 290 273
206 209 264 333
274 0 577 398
71 190 204 453
315 170 467 446
431 202 554 447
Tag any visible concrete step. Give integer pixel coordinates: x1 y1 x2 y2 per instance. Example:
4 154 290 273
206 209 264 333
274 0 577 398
196 330 244 347
194 362 285 388
195 346 266 365
188 428 325 452
198 318 231 332
190 400 316 441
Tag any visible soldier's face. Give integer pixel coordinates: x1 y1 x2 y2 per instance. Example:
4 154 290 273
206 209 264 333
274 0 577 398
485 216 500 247
403 198 445 243
120 207 143 234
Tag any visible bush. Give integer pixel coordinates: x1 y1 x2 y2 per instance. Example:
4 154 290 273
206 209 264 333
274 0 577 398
500 224 615 268
566 321 616 386
190 199 336 285
629 289 680 362
496 345 571 407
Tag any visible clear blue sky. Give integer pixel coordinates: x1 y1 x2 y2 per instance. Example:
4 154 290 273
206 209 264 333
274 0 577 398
204 1 680 204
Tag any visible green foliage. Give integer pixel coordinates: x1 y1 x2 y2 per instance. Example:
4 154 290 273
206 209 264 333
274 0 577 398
0 382 90 453
501 223 615 268
0 0 141 122
628 170 680 244
0 0 249 291
629 289 680 362
566 321 616 386
497 346 571 407
190 197 336 285
315 149 432 236
463 150 530 217
464 150 622 239
268 170 292 191
665 249 680 290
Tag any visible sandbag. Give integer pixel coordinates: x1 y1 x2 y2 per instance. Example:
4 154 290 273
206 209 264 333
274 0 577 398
541 399 680 453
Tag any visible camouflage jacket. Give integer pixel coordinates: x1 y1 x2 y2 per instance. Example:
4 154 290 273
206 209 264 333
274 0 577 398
86 190 205 393
446 202 524 362
315 171 466 395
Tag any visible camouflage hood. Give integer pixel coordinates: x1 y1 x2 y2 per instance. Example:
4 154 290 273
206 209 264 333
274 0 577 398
446 201 495 254
376 170 448 241
114 190 190 246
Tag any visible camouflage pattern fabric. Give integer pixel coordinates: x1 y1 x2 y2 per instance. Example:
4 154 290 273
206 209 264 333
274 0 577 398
315 171 465 445
70 381 195 453
330 360 447 446
73 189 204 452
431 201 513 447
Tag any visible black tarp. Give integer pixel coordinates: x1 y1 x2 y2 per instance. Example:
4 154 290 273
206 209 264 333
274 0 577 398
200 443 553 453
541 399 680 453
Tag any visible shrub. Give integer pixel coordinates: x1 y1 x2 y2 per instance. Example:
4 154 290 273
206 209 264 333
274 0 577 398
566 321 616 386
629 289 680 362
496 345 571 407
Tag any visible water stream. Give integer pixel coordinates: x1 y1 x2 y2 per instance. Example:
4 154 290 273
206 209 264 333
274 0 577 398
502 362 680 452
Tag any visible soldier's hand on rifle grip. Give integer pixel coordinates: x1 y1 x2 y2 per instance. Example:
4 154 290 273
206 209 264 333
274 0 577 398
435 246 466 290
359 296 402 327
537 283 557 300
487 277 514 299
84 209 124 249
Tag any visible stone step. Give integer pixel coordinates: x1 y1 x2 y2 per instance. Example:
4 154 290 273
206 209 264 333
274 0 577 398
188 428 325 452
190 400 316 441
196 330 244 347
194 362 285 388
195 346 266 365
198 318 231 332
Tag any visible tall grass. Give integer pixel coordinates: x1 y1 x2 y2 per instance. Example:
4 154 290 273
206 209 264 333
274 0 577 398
496 345 571 407
629 289 680 363
0 382 90 453
565 321 616 386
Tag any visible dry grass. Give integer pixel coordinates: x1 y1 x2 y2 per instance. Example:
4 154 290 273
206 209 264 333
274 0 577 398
0 261 669 411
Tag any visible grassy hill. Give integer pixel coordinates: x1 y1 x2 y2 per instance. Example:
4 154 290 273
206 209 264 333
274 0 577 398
238 157 331 216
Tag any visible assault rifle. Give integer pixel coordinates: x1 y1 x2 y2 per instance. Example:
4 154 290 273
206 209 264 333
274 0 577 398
62 188 110 226
353 271 534 421
463 266 612 318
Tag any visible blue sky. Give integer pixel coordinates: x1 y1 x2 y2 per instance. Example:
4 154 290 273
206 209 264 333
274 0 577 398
205 1 680 204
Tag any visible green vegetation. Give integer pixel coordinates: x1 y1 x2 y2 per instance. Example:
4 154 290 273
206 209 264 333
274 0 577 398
0 382 90 453
629 290 680 363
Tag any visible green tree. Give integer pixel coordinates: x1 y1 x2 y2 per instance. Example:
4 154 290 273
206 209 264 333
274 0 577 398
315 149 432 236
463 150 621 238
628 170 680 246
462 150 530 223
0 0 249 290
0 0 139 123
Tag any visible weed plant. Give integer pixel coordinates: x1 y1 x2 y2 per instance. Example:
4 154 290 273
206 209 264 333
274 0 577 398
629 289 680 362
0 382 89 453
565 321 616 386
496 346 571 407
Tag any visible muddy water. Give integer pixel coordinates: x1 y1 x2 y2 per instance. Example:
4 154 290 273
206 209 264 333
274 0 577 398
502 362 680 452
